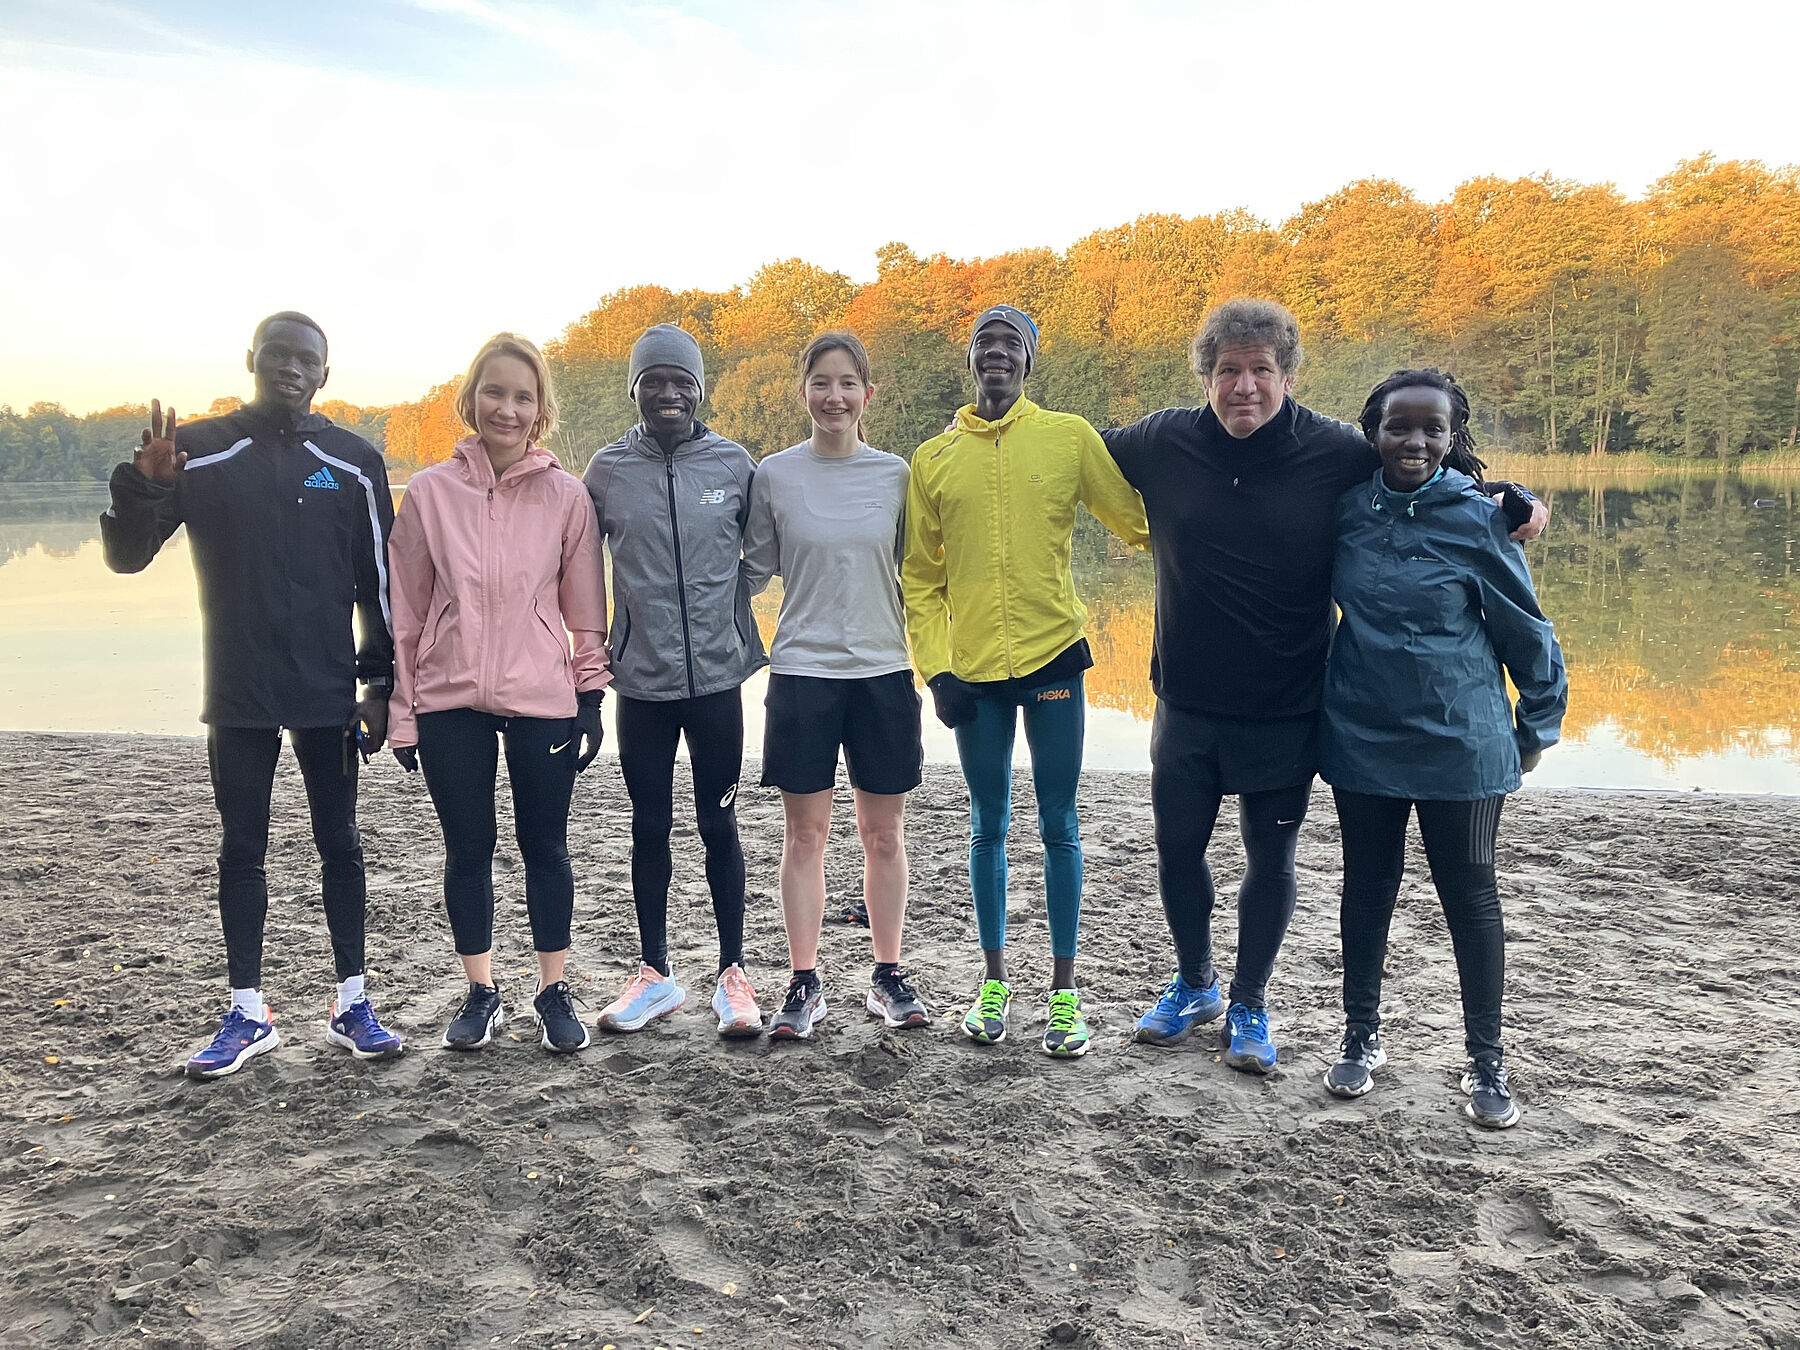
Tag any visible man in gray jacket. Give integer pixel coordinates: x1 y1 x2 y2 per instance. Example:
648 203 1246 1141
583 324 768 1038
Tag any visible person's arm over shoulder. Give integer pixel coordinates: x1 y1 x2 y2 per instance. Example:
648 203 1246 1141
900 438 953 682
1468 503 1567 756
740 454 780 596
558 472 611 695
384 470 435 749
1096 408 1171 490
1076 418 1150 549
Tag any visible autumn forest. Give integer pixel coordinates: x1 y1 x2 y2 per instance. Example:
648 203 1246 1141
5 156 1797 481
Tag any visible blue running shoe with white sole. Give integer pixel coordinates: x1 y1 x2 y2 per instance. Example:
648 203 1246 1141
1133 974 1225 1045
598 964 687 1033
325 997 404 1059
1222 1002 1278 1074
186 1007 279 1080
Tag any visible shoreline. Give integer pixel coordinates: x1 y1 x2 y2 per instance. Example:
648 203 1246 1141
6 730 1799 1346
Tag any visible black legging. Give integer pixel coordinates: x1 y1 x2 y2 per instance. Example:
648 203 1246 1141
1333 788 1506 1059
615 688 746 975
207 724 365 989
1151 772 1310 1008
416 708 579 955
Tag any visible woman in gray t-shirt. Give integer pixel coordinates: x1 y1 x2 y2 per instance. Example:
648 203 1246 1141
742 332 929 1039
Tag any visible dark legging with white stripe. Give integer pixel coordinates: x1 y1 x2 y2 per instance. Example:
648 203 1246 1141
1332 789 1506 1058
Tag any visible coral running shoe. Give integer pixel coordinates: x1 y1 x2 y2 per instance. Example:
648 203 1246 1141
186 1007 279 1080
597 964 686 1033
961 979 1012 1044
1222 1002 1278 1074
1133 974 1225 1045
712 964 764 1038
325 997 404 1059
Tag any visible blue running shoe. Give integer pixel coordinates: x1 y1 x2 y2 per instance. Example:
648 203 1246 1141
325 997 404 1059
186 1007 280 1080
598 964 687 1033
1133 974 1225 1045
1222 1002 1278 1074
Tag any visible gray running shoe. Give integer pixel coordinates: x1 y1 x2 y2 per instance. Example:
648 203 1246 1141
866 967 930 1029
768 975 827 1040
1323 1025 1386 1098
1462 1054 1522 1129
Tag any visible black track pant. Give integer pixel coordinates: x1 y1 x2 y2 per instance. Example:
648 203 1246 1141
417 708 579 955
1152 776 1310 1008
207 724 365 989
615 688 746 975
1333 788 1506 1059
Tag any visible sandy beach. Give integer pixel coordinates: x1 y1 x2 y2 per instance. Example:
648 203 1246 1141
4 730 1799 1348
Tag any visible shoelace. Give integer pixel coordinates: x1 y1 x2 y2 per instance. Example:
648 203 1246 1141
780 978 817 1012
540 982 582 1021
876 969 919 1002
1342 1028 1377 1061
1047 994 1082 1033
1472 1058 1511 1098
1234 1006 1270 1039
340 998 381 1034
208 1008 255 1047
975 982 1009 1019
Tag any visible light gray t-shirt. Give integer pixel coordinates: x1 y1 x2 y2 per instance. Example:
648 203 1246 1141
742 442 911 678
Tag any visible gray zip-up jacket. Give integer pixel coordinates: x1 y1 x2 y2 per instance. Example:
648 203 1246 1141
583 422 767 701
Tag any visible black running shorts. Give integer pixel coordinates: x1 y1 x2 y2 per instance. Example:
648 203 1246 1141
761 671 924 796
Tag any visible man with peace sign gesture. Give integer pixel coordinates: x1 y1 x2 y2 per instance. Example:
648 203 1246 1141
101 312 404 1079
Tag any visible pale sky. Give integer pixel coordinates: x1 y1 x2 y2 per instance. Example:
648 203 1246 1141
4 0 1796 415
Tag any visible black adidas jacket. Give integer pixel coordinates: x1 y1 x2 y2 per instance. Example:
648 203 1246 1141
100 405 395 729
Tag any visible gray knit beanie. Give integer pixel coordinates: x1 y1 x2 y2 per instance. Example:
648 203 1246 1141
969 304 1040 376
628 324 705 398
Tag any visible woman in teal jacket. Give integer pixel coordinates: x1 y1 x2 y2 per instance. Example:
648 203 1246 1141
1318 369 1566 1130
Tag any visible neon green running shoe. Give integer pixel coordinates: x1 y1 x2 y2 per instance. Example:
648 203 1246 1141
1042 989 1091 1059
961 979 1012 1044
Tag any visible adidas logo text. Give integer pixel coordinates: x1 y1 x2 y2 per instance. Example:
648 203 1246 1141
303 465 341 490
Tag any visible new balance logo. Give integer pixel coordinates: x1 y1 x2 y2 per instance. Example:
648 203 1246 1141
302 465 341 490
698 488 727 505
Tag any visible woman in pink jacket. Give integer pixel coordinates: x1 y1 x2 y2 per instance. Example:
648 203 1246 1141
387 333 610 1054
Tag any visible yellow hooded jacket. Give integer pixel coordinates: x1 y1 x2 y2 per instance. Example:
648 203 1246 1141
903 397 1150 684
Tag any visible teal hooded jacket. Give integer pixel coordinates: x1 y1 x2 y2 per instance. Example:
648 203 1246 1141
1319 467 1567 800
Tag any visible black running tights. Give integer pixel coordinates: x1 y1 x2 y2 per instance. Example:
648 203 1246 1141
1152 776 1310 1008
615 689 746 975
416 707 579 955
207 724 365 989
1333 789 1506 1059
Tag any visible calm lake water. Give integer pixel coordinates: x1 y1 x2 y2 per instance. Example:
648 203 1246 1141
3 478 1796 793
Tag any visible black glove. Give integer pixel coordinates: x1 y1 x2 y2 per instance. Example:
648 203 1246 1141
928 673 980 729
574 689 605 772
1493 482 1537 532
392 745 418 773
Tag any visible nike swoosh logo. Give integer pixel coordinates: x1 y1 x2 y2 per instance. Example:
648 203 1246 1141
549 741 572 754
1276 818 1299 826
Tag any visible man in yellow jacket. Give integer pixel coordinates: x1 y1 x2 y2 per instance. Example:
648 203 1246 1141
903 304 1149 1057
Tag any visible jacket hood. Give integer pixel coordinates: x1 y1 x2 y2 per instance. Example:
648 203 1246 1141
953 397 1038 435
623 420 729 460
451 436 560 487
